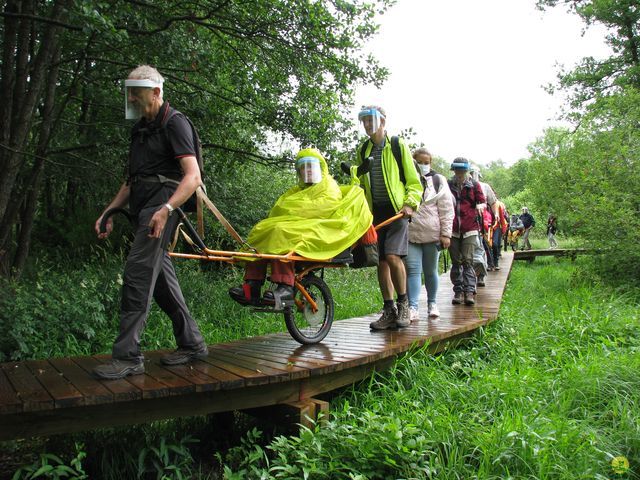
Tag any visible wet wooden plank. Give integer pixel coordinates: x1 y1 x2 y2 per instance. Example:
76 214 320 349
207 348 305 381
1 362 53 412
89 355 169 400
24 360 84 409
72 356 141 402
0 367 21 414
48 358 114 406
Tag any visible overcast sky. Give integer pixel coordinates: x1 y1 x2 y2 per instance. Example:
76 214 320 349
353 0 612 166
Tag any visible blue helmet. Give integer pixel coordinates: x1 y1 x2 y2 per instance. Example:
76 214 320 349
450 157 470 171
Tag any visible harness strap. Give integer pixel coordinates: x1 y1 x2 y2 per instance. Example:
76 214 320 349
196 186 249 248
129 174 181 185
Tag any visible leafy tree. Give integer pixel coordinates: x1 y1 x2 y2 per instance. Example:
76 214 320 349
0 0 391 277
528 87 640 284
536 0 640 110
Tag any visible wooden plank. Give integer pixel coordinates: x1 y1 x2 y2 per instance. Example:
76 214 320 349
0 380 302 440
1 362 53 412
197 354 273 386
89 355 170 400
207 348 306 381
215 344 337 371
72 356 141 402
143 352 197 396
0 367 21 414
24 360 84 409
48 358 113 406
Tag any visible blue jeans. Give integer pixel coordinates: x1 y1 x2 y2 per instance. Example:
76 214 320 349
406 242 440 309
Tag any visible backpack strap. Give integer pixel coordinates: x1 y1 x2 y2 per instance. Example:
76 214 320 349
359 140 369 163
390 136 405 184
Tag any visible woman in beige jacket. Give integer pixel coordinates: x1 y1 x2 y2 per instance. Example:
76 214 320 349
407 148 454 321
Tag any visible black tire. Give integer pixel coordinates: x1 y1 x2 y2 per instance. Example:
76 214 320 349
284 275 334 344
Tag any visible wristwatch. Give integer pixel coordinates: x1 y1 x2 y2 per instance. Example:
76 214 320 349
164 203 174 216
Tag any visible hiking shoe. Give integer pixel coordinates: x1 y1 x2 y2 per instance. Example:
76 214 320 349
409 307 420 322
262 283 295 305
229 280 262 306
161 345 209 366
93 359 144 380
428 303 440 318
396 299 411 327
477 276 486 287
464 292 476 305
452 291 464 305
370 305 397 330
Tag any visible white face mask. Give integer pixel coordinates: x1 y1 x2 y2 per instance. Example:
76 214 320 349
419 164 431 175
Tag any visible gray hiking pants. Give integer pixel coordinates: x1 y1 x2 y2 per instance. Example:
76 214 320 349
449 234 478 293
112 205 205 362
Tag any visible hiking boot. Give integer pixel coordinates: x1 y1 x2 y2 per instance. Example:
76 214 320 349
262 283 295 304
93 358 144 380
464 292 476 305
409 306 420 322
370 305 397 330
428 303 440 318
229 280 263 306
396 299 411 327
161 344 209 365
452 291 464 305
477 276 486 287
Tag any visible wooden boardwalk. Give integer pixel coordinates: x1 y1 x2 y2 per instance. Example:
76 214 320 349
0 253 514 441
513 248 591 261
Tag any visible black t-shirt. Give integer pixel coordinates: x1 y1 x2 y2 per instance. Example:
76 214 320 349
128 101 196 215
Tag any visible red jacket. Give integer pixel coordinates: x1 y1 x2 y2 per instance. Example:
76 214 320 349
448 177 486 235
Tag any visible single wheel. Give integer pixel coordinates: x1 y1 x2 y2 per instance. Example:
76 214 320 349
284 274 334 344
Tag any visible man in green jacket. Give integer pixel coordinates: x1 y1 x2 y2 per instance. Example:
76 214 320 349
353 105 423 330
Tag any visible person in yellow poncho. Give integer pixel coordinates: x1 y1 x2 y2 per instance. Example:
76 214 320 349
229 148 373 306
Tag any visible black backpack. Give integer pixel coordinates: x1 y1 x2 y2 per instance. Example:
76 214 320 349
161 108 204 213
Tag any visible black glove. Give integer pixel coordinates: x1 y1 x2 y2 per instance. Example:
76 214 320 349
340 161 352 175
357 156 372 176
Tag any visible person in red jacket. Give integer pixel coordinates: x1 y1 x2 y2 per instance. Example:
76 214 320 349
447 158 486 305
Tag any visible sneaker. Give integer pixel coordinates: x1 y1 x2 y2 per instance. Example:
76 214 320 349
409 307 419 322
370 305 397 330
427 303 440 318
396 299 411 327
477 276 486 287
464 292 476 305
161 345 209 366
452 291 464 305
93 358 144 380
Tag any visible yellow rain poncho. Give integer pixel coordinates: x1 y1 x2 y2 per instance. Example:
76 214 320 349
246 148 373 260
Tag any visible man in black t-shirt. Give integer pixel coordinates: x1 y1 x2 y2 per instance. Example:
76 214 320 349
93 65 207 380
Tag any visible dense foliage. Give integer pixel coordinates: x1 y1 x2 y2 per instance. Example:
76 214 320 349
0 0 391 277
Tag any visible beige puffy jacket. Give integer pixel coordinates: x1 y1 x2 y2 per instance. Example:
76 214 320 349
408 173 454 244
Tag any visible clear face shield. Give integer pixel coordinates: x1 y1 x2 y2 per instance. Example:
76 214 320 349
295 156 322 185
124 79 163 120
358 108 384 135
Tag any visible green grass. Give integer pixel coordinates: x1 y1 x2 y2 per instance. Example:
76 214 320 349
221 257 640 479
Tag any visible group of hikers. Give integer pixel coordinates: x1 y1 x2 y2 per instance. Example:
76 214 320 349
91 65 558 380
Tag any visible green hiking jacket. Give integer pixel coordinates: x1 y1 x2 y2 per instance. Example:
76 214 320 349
351 135 423 212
